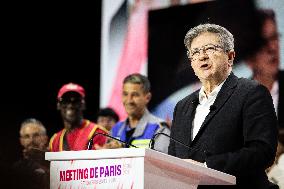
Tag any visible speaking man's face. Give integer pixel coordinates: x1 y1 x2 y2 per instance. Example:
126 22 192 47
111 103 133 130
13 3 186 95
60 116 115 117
189 32 233 83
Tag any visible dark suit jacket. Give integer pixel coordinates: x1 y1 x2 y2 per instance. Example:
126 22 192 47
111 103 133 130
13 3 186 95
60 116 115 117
168 73 278 189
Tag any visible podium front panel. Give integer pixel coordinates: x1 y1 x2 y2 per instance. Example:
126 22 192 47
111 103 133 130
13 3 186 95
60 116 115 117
50 157 144 189
46 149 235 189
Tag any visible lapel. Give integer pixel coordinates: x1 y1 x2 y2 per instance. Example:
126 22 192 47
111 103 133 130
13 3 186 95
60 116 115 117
182 91 199 145
191 73 238 144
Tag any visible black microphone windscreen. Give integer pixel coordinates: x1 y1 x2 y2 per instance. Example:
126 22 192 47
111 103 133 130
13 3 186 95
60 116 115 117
210 105 216 111
191 99 199 106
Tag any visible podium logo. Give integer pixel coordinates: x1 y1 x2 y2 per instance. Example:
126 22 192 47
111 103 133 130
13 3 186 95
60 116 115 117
59 165 122 182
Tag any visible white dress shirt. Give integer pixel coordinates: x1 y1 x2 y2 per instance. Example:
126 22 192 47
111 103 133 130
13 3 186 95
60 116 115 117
267 154 284 188
271 81 279 117
192 79 226 140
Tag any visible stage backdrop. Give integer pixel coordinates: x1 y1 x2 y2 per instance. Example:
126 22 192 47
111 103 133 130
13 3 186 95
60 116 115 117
100 0 284 121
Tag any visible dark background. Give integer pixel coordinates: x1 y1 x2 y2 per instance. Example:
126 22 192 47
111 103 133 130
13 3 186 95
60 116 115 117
1 1 102 165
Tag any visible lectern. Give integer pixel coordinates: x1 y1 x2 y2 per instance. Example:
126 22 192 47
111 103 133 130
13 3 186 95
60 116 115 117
45 148 235 189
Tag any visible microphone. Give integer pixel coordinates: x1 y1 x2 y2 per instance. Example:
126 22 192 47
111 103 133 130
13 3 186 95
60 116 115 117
209 105 216 111
150 132 206 154
87 132 138 150
191 99 199 106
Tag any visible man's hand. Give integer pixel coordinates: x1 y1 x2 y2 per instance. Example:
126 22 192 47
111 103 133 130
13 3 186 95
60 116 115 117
94 139 124 150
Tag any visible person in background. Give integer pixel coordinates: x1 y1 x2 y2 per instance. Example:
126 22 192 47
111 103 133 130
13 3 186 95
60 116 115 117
246 9 283 129
105 73 170 153
245 9 284 188
49 82 108 151
13 118 49 189
96 107 119 131
169 23 278 188
19 118 48 158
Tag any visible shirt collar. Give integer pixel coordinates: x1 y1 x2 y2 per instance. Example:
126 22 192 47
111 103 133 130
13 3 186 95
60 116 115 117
199 78 227 103
271 80 279 95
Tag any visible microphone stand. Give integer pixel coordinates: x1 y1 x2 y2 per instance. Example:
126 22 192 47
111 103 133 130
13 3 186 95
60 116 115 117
150 132 204 153
150 132 191 150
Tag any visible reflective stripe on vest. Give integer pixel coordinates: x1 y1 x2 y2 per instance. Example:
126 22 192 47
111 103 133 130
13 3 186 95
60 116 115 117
131 139 151 148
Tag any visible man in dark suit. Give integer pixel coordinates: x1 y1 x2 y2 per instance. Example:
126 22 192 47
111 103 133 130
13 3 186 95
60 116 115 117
168 23 278 188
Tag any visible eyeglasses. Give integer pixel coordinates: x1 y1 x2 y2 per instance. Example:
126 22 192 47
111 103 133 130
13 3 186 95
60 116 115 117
58 97 83 107
188 44 224 61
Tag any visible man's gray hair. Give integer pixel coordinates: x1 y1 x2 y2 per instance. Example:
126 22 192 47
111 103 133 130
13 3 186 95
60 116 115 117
20 118 47 135
123 73 151 93
184 23 234 52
